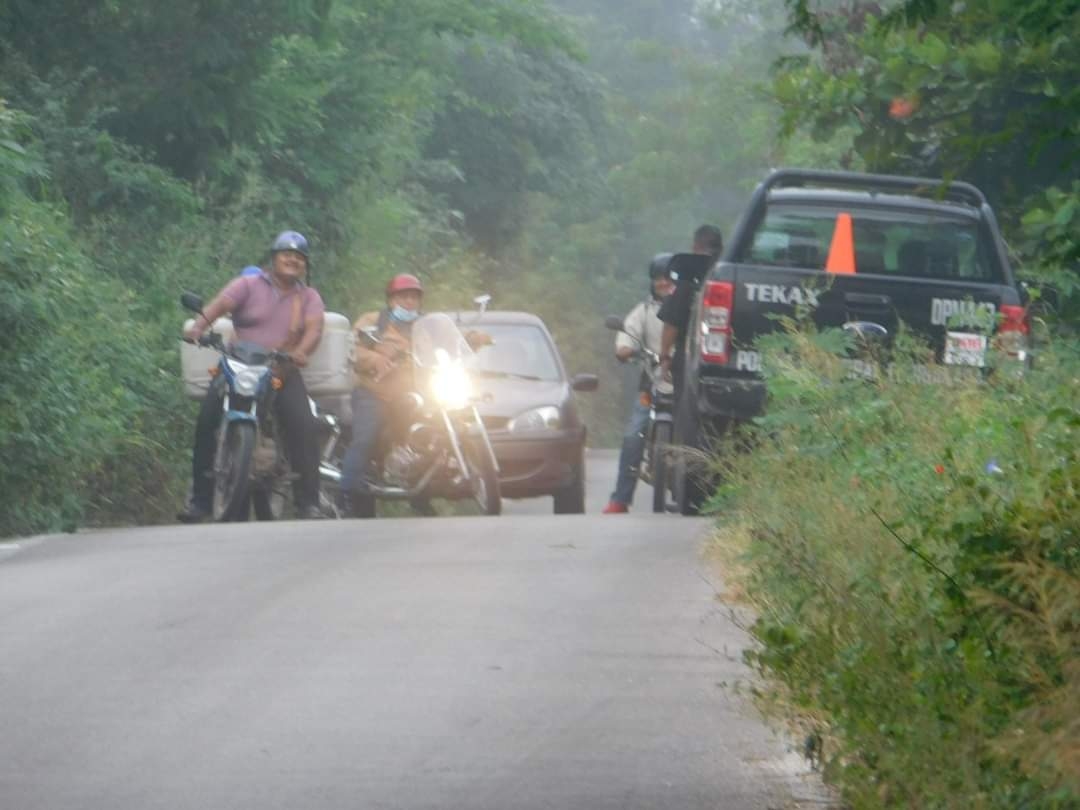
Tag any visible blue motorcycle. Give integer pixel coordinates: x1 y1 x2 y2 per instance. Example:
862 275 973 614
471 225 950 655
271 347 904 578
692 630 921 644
181 292 336 521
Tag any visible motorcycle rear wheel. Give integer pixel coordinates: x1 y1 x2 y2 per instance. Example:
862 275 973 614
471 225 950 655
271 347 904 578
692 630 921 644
251 487 286 521
651 421 673 514
213 421 255 522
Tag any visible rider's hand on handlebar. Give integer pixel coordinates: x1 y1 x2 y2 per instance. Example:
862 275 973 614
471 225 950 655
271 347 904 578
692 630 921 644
290 349 309 368
659 354 673 382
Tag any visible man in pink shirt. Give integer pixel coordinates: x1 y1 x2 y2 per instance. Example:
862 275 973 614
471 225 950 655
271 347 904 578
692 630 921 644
179 231 327 522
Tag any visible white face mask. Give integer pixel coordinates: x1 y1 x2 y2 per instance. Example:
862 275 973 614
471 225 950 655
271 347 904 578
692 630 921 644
391 305 419 323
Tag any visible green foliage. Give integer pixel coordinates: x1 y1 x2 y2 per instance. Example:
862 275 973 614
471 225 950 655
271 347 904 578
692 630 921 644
1020 182 1080 321
719 325 1079 807
0 103 181 535
775 0 1080 324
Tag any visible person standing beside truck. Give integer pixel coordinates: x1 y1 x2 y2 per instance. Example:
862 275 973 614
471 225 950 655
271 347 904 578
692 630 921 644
658 225 724 395
601 253 676 514
178 230 327 522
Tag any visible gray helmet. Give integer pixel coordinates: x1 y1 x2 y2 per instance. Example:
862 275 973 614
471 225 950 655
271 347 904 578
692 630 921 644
648 252 674 280
270 230 310 259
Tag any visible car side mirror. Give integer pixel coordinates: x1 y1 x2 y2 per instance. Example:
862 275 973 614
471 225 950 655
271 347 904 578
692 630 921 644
570 373 599 392
181 291 204 313
604 315 624 332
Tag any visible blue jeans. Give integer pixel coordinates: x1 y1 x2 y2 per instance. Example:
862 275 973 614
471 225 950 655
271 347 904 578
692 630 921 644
341 388 385 494
610 399 651 505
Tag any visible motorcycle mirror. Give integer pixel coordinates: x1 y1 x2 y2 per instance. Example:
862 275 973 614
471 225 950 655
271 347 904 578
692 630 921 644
473 294 492 315
604 315 624 332
181 291 204 313
570 373 599 392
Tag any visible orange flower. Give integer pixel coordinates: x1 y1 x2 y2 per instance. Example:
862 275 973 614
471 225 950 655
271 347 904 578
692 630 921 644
934 464 945 475
889 97 918 120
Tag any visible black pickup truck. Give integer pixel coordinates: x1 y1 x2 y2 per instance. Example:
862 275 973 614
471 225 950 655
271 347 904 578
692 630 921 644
670 168 1032 514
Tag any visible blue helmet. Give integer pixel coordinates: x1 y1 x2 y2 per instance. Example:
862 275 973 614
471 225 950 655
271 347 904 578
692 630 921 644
271 230 310 259
240 265 262 277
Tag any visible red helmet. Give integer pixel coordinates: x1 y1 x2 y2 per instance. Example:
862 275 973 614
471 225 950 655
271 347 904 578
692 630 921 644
386 273 423 296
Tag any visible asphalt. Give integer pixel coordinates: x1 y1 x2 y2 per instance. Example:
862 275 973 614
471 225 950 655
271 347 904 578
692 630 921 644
0 451 831 809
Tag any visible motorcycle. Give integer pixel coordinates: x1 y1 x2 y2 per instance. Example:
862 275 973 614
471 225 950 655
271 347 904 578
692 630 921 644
605 314 675 513
181 292 340 521
320 312 503 517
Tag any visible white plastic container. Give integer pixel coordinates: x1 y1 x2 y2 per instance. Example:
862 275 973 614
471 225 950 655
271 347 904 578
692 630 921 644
180 317 235 399
301 312 354 396
179 313 353 399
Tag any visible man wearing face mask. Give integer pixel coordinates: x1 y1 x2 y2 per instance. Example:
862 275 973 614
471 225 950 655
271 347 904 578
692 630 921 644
339 273 424 517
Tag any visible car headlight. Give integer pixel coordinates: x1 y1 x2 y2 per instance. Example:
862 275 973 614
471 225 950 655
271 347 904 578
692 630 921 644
508 405 561 432
226 359 267 397
430 363 472 411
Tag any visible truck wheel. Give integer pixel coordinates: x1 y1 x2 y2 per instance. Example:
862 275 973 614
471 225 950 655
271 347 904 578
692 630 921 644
651 422 673 514
672 390 706 516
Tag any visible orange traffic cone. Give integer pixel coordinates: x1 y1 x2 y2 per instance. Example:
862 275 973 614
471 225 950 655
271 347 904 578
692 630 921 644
825 212 856 274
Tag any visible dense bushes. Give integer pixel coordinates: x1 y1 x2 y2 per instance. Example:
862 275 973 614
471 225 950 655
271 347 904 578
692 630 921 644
717 327 1078 807
0 104 186 535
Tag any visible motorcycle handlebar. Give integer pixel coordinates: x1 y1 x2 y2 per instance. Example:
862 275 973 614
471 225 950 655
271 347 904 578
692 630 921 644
185 331 290 365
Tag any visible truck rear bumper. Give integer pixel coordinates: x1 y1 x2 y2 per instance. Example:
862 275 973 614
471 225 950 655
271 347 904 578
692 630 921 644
698 376 767 422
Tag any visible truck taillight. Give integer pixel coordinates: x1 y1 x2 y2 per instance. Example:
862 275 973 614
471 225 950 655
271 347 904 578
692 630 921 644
700 281 734 364
996 304 1030 359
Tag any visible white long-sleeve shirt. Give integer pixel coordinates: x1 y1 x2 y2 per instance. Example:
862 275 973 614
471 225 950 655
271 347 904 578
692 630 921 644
615 296 664 383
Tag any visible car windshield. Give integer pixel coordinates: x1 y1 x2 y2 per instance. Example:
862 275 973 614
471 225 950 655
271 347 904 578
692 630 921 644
740 203 1002 282
467 324 562 382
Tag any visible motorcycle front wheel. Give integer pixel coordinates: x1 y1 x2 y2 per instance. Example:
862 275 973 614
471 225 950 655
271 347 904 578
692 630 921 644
465 441 501 516
213 421 255 522
650 421 673 514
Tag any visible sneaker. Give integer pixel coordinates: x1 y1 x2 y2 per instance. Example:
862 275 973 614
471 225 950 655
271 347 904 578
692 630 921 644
177 501 211 524
602 500 629 514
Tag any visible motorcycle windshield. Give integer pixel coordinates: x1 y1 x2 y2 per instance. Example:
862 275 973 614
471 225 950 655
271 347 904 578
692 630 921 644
411 313 475 369
229 340 273 366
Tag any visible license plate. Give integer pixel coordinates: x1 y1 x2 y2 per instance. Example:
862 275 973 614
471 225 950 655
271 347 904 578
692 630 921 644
944 331 987 367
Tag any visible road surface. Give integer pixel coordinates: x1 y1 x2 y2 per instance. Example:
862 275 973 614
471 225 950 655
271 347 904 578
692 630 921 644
0 450 829 809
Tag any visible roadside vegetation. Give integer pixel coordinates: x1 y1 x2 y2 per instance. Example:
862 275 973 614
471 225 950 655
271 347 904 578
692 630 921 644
710 1 1079 806
716 329 1078 807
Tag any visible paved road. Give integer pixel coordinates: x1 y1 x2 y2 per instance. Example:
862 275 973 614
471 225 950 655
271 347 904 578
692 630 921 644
0 452 827 810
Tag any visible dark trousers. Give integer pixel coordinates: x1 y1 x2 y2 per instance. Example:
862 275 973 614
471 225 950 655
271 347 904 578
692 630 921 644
191 367 321 510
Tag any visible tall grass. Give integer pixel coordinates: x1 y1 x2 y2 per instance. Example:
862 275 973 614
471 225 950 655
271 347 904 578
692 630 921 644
714 325 1079 808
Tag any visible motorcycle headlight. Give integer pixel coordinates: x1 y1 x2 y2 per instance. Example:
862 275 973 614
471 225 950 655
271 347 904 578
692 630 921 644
508 405 561 432
226 358 268 397
430 363 472 411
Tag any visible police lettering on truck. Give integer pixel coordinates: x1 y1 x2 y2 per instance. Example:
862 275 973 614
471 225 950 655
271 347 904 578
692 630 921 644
745 284 820 308
931 298 996 328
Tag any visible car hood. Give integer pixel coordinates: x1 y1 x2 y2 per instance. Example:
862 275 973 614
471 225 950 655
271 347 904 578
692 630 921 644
471 377 568 419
